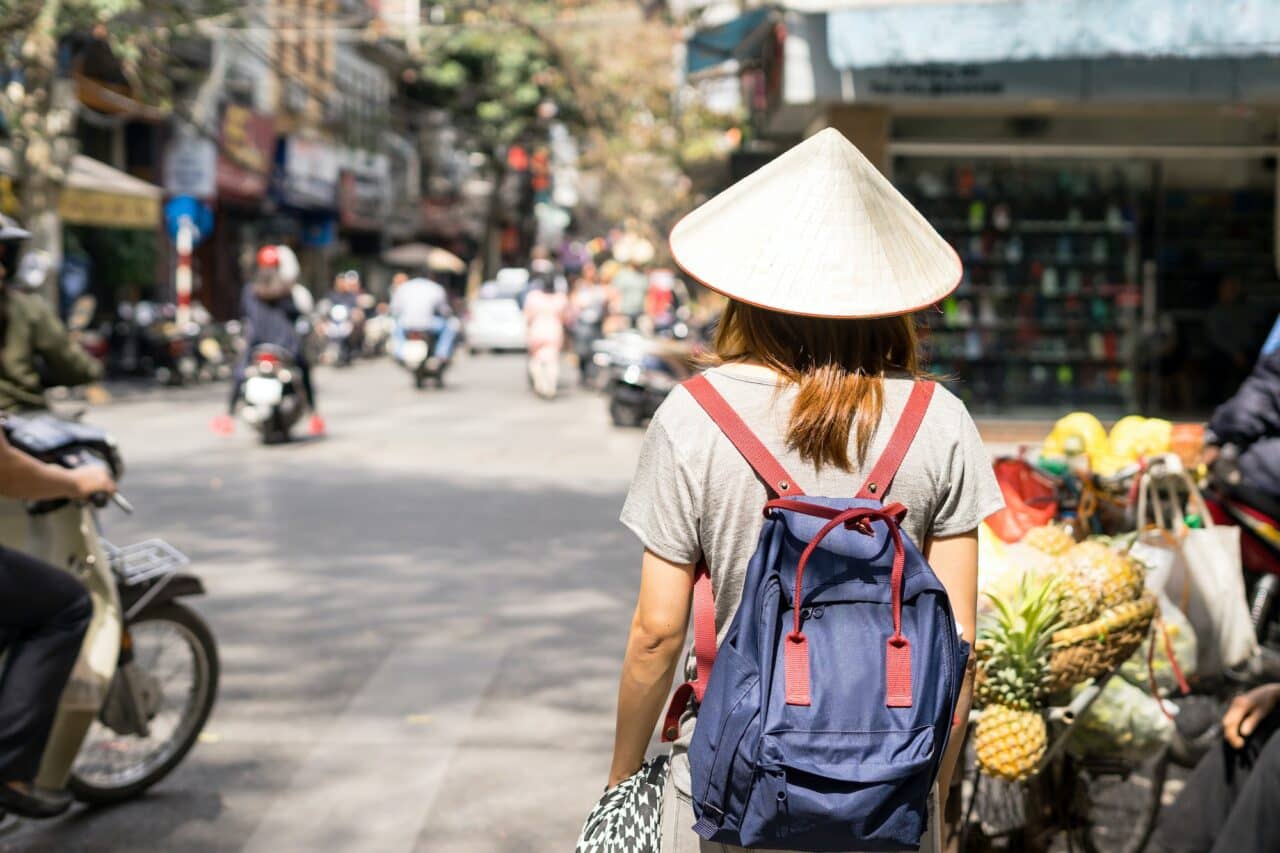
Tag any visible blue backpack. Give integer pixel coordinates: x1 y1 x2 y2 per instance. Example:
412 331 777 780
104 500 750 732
661 375 969 851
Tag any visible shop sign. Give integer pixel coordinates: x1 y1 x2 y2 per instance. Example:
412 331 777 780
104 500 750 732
338 150 390 232
280 136 340 210
164 126 217 199
216 105 275 201
59 188 160 229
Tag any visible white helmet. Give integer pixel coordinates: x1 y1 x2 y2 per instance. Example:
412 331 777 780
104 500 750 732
276 244 300 286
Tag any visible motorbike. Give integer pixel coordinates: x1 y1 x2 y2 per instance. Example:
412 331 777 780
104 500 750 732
395 321 455 390
0 414 217 808
1203 450 1280 650
237 344 307 443
602 331 698 427
322 303 358 367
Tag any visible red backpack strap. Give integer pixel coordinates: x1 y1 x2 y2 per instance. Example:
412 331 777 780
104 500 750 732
683 374 806 498
663 373 803 742
856 381 935 501
661 559 715 742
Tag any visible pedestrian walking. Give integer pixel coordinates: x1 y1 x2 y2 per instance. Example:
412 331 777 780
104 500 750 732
525 273 569 399
599 129 1002 853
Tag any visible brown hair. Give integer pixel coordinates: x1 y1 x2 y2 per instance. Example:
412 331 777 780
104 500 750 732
712 300 921 472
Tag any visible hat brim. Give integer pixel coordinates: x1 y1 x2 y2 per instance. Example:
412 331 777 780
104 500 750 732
669 220 963 320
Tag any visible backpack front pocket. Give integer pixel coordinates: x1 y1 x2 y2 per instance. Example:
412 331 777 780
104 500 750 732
743 726 935 850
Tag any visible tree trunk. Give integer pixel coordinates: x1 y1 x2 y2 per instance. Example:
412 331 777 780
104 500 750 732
483 158 508 280
13 0 72 304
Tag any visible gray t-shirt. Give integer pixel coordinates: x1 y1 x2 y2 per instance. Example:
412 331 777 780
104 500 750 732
620 364 1004 795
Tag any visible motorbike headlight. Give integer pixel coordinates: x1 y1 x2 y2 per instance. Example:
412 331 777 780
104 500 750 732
623 364 643 385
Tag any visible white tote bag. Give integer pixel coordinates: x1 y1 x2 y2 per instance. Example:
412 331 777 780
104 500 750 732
1132 458 1256 678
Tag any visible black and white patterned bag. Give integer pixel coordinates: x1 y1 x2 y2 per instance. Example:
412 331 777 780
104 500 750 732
575 754 669 853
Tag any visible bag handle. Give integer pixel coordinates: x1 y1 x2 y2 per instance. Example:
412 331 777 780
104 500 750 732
683 374 805 498
856 381 936 500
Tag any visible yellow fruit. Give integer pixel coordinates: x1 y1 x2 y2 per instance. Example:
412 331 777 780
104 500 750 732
1109 416 1172 464
1051 540 1145 626
1043 412 1110 467
975 704 1048 781
1021 525 1075 556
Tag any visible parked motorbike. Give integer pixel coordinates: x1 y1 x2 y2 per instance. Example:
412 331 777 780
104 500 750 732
0 414 217 807
237 344 307 443
602 331 698 427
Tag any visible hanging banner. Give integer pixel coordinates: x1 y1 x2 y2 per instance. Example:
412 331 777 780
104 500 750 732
217 106 275 201
279 136 340 210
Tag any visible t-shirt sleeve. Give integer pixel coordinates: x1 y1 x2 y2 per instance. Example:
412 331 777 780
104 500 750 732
620 416 703 565
931 404 1005 537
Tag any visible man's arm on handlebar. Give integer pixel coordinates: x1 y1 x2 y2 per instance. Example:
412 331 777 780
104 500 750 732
0 430 114 502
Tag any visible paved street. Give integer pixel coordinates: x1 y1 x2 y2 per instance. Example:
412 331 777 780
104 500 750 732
5 354 648 853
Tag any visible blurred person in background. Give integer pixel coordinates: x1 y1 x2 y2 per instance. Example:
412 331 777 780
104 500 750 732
389 271 457 372
325 270 367 357
1207 274 1261 401
569 263 610 387
613 260 648 329
0 215 102 413
524 269 569 399
214 245 324 436
0 426 114 817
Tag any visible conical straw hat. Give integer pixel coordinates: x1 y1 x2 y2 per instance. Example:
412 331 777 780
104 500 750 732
669 128 961 318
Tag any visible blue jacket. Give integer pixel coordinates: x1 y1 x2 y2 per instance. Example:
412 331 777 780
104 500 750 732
1208 350 1280 497
241 285 305 358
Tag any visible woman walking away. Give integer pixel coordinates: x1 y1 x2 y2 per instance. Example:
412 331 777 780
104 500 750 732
525 271 568 399
603 129 1002 853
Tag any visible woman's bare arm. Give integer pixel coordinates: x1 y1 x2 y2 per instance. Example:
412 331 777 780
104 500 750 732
608 548 695 788
925 530 979 810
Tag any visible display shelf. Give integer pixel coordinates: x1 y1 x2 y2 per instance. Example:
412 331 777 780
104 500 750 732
895 156 1143 411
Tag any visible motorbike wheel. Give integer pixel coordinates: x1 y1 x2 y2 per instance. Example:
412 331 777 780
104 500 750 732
414 368 427 390
69 603 219 804
609 397 643 428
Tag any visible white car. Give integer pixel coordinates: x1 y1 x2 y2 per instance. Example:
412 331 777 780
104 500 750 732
465 292 527 353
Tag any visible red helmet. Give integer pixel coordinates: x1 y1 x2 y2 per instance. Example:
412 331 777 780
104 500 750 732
257 245 280 268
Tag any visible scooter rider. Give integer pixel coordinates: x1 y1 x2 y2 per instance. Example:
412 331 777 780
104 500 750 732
0 425 115 817
389 271 457 373
0 215 103 413
213 245 325 436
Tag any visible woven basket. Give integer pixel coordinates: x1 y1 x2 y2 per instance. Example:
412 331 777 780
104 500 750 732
1044 594 1157 694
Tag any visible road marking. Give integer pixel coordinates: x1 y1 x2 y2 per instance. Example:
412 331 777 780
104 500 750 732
242 641 503 853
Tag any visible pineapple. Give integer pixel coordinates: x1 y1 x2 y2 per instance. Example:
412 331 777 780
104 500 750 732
974 576 1063 781
975 705 1048 783
1052 540 1146 626
1021 524 1075 557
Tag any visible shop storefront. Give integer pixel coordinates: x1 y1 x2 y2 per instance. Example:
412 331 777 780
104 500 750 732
728 4 1280 416
275 135 341 294
208 105 276 320
336 148 391 284
58 154 164 314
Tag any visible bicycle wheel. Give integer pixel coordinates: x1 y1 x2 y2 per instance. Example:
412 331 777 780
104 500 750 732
1070 748 1170 853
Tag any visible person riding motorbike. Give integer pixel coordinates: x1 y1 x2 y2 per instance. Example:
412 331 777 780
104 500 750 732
569 264 609 387
213 245 324 436
322 270 366 363
0 422 115 817
0 215 103 414
388 272 457 372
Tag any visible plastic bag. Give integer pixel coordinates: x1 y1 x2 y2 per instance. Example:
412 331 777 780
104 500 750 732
1118 595 1197 696
1067 677 1173 762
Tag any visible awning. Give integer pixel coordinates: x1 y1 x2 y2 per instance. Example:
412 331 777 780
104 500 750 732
0 149 161 229
686 8 774 76
59 155 162 229
827 0 1280 70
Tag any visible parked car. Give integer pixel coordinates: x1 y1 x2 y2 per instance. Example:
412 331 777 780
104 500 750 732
465 283 527 354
